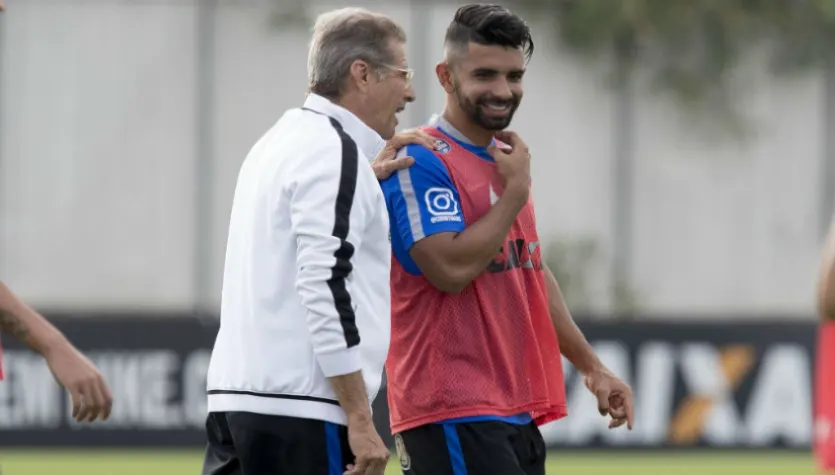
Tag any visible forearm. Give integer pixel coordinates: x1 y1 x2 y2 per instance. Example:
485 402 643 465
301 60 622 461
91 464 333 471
0 281 67 356
416 193 526 291
328 370 373 423
296 247 364 376
543 266 604 375
291 162 367 372
450 196 522 269
299 267 372 422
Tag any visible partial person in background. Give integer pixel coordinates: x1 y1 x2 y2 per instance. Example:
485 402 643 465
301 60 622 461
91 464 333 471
381 4 634 474
0 281 113 422
202 6 433 475
0 0 113 425
816 214 835 474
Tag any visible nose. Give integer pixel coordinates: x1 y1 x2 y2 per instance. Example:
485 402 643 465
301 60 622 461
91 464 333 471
491 78 513 101
404 82 416 103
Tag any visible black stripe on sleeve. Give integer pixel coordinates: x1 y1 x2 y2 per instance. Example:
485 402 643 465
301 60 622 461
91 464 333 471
303 107 360 348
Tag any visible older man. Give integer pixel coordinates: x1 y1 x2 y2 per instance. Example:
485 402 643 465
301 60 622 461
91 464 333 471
203 7 434 475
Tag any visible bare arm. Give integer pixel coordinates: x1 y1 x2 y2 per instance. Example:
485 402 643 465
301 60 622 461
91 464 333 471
0 280 67 355
543 265 635 428
410 188 528 293
409 132 532 293
0 280 112 422
329 372 373 424
819 216 835 322
542 265 604 375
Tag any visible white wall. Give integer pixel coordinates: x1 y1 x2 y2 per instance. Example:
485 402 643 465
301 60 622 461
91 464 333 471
0 1 826 318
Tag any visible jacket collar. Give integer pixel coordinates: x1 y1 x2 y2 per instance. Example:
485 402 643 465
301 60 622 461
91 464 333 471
304 93 386 160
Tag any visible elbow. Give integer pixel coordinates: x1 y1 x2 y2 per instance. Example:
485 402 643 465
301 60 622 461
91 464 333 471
432 280 468 294
425 266 473 294
410 244 476 294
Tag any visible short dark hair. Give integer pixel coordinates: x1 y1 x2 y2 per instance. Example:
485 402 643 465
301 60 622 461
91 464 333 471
444 4 534 62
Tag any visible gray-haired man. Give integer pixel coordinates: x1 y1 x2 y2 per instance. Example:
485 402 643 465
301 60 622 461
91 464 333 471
202 7 434 475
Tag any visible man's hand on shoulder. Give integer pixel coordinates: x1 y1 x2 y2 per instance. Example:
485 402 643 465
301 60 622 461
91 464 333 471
372 128 435 181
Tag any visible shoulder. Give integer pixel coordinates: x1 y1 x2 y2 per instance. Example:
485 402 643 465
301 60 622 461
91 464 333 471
401 143 437 159
277 113 348 166
297 115 345 153
381 144 454 194
398 143 453 178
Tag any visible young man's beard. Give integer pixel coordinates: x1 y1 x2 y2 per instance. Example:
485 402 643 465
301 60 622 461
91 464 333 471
454 84 520 131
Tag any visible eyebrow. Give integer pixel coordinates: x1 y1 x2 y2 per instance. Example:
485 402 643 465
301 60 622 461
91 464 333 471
472 67 526 74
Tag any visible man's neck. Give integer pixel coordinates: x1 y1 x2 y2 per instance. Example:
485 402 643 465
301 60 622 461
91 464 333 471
331 95 364 121
441 108 493 147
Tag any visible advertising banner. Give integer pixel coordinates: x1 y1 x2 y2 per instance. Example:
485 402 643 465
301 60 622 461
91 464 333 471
0 316 816 449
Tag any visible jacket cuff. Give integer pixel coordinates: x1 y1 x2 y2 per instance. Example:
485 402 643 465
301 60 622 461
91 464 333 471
316 346 363 377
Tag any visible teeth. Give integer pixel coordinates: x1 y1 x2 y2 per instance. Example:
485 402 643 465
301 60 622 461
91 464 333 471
487 104 509 110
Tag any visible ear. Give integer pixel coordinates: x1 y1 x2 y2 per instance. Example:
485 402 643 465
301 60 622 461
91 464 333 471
436 62 455 94
349 59 373 92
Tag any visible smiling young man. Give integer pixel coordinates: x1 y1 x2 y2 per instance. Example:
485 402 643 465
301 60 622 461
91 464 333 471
380 4 634 475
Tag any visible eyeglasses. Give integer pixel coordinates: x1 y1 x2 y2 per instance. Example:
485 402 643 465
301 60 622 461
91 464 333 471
382 64 414 82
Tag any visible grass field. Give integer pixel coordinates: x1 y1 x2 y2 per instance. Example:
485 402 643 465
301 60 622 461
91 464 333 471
0 449 818 475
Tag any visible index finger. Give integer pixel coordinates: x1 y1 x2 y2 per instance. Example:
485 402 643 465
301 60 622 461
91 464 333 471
608 406 627 419
394 130 435 150
345 458 367 475
623 392 635 430
83 383 104 422
415 130 437 150
74 390 92 423
492 130 526 150
69 389 82 420
100 379 114 420
595 388 610 416
90 377 113 421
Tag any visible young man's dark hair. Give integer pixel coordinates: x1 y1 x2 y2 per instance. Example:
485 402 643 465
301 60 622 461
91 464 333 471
444 3 534 62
